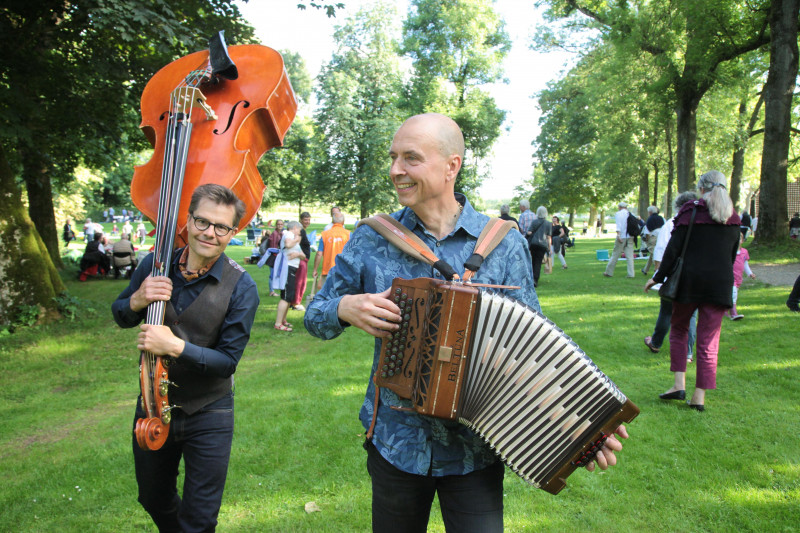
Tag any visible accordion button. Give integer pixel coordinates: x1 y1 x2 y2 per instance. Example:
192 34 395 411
401 293 407 299
381 372 387 378
382 365 388 371
388 370 395 376
395 288 401 294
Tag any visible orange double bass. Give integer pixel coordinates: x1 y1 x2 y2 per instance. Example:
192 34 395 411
131 32 297 450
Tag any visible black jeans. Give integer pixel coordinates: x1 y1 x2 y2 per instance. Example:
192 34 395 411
132 393 234 533
529 245 547 286
365 440 504 533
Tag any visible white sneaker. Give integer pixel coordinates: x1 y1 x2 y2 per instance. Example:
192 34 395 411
732 314 744 321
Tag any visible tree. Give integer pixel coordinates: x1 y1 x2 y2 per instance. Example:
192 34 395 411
312 3 404 219
258 117 315 214
257 51 314 213
533 42 672 219
400 0 510 196
757 0 800 242
0 0 253 320
0 0 255 268
540 0 772 191
0 145 65 324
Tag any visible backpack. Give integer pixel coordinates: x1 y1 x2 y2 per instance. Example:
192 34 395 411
626 213 642 237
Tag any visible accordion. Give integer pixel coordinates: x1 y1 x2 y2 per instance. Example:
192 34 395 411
376 277 639 495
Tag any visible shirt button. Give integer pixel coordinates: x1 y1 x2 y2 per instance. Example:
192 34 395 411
435 241 441 247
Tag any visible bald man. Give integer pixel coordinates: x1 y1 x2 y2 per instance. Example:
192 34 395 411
305 114 628 532
305 113 624 533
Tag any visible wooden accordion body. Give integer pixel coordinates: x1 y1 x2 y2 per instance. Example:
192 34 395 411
376 277 639 494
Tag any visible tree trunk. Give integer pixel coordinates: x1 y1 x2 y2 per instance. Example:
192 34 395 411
589 205 597 236
638 168 649 218
666 122 675 217
731 93 765 208
675 92 700 192
652 162 659 207
21 148 62 268
0 145 65 325
730 102 748 208
757 0 799 242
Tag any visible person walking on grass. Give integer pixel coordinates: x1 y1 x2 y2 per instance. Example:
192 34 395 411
640 205 664 275
305 113 628 533
603 201 635 278
643 191 699 362
728 232 756 320
112 184 258 532
787 274 800 312
645 170 741 413
551 215 568 270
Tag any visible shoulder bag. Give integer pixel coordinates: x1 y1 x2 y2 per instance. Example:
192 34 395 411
658 205 697 301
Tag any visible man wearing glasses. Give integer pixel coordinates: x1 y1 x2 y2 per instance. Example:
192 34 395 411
112 184 259 532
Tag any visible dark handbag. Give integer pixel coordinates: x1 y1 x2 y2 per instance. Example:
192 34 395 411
265 251 277 268
527 219 548 250
658 206 697 301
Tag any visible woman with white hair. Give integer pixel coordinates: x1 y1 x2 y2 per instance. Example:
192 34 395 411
644 170 741 412
525 206 552 288
640 205 664 275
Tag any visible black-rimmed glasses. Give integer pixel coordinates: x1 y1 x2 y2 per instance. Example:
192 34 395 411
189 214 235 237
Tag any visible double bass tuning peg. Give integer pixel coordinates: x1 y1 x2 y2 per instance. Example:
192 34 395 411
158 378 178 397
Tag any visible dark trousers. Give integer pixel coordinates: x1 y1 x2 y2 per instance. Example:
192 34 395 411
529 245 547 287
788 274 800 306
133 394 234 533
365 441 504 533
651 298 697 354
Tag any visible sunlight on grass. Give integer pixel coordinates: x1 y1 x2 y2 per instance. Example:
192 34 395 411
2 236 799 532
722 484 800 505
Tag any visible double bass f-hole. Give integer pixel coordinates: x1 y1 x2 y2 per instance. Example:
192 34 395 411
214 100 250 135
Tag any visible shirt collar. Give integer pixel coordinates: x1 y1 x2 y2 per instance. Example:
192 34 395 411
172 246 226 283
397 193 485 240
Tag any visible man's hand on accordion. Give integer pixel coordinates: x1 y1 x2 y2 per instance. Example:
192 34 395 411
584 424 629 472
338 289 401 338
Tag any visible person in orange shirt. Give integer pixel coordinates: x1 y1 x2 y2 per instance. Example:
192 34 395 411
311 211 350 294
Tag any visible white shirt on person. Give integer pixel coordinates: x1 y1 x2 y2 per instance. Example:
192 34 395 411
653 218 674 263
615 208 630 238
280 229 302 268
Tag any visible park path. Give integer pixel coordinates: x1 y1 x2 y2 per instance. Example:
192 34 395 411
750 263 798 287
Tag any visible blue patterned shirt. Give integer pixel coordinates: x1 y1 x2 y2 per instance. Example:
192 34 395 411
304 195 539 476
518 209 535 235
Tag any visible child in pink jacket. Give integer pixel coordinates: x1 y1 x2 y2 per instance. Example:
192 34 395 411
730 233 756 320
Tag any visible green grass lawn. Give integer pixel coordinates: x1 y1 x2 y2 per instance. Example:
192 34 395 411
1 237 798 532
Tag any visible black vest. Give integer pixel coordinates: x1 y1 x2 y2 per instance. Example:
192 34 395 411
164 257 244 415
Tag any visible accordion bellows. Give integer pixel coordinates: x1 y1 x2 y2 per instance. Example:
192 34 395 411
376 278 639 495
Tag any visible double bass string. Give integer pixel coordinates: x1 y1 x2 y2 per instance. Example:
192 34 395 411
141 70 206 423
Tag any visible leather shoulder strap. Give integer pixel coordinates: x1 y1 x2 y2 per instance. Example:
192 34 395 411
463 218 518 282
360 214 459 280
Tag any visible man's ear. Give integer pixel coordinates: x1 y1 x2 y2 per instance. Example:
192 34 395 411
445 154 462 183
